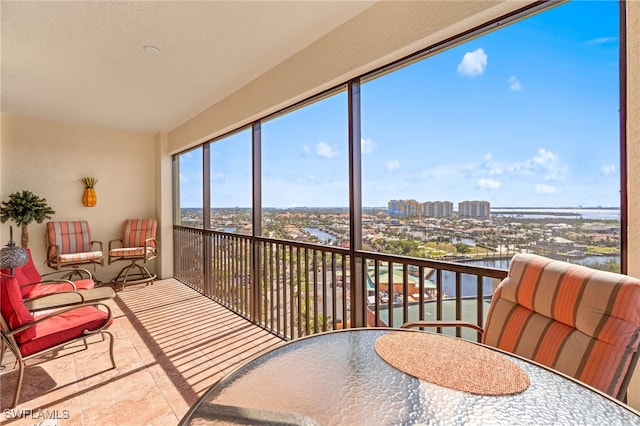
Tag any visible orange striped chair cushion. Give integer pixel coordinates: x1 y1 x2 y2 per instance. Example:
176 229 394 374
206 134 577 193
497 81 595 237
482 253 640 399
46 221 104 267
109 219 157 258
46 221 93 254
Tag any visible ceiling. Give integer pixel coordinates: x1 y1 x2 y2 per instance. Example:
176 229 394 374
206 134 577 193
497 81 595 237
1 1 376 135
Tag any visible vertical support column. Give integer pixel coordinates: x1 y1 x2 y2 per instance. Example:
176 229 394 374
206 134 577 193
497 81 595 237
171 153 179 278
622 0 640 411
203 143 212 296
348 79 365 327
252 122 263 321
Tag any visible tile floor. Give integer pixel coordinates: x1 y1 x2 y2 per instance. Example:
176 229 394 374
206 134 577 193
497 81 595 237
1 279 284 425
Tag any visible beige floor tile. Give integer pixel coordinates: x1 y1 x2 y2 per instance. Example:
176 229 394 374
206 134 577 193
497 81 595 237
0 278 284 424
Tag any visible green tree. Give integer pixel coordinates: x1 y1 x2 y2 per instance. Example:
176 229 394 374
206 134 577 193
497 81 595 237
454 243 471 254
0 190 55 248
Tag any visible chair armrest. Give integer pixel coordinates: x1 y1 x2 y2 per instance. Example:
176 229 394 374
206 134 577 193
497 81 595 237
46 244 61 268
109 239 123 251
24 287 116 313
91 240 104 252
20 279 77 291
144 237 158 246
402 320 484 342
40 268 93 281
6 301 113 337
23 290 86 312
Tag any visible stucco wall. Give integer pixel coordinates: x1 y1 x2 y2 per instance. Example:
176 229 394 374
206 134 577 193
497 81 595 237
0 114 158 283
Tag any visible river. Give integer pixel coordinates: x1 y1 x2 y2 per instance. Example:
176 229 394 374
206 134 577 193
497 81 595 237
303 227 336 242
491 208 620 220
433 255 619 298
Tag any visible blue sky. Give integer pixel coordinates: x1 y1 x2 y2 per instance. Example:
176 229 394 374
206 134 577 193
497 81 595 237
180 1 620 209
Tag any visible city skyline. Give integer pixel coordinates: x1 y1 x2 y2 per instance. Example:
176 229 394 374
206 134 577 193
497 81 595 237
179 2 620 210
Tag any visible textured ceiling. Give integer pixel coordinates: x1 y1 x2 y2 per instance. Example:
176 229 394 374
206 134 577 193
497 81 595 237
1 1 376 134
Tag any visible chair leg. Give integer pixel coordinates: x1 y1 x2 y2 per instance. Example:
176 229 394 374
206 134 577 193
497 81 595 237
106 331 116 369
1 339 6 365
12 359 25 408
112 261 156 291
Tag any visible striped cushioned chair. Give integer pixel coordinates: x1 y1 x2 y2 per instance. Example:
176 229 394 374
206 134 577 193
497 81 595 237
45 221 104 271
108 219 158 290
404 253 640 401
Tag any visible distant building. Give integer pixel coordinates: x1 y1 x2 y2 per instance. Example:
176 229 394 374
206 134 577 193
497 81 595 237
389 199 453 217
458 200 490 218
423 201 453 218
388 199 422 216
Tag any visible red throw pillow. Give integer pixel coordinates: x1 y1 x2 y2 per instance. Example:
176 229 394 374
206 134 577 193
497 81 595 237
0 273 36 343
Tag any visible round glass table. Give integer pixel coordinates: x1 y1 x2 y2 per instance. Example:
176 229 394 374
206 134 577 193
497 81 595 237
180 328 640 425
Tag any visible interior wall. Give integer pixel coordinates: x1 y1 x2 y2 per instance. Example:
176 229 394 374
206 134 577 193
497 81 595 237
625 0 639 411
0 114 157 283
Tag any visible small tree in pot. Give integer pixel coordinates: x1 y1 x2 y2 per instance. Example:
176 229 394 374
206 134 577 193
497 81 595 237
0 190 55 248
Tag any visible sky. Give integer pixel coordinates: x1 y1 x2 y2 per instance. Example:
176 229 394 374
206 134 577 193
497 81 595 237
179 1 620 209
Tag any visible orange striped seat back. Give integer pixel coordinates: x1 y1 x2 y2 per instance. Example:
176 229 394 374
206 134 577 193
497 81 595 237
46 221 93 255
121 219 157 249
482 253 640 400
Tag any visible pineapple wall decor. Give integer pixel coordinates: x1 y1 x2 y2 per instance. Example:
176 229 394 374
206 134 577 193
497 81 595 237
79 177 98 207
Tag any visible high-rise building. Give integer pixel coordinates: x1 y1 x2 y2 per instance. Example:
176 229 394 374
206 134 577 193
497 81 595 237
423 201 453 218
389 199 453 217
458 200 490 218
388 199 421 216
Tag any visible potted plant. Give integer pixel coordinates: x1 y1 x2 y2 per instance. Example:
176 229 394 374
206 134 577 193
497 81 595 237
0 190 55 248
79 177 98 207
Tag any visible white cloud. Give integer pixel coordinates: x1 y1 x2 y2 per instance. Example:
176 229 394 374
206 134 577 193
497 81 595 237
530 148 565 181
385 160 400 172
361 138 374 154
586 36 617 46
601 164 616 176
508 76 522 91
535 184 556 194
533 148 557 166
457 48 487 77
479 152 503 176
477 148 566 184
315 142 339 159
476 178 501 190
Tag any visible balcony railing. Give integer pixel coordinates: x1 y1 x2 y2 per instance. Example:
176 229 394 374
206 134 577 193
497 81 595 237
174 226 508 341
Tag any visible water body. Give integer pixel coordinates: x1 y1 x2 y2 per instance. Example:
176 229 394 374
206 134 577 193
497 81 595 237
304 227 335 242
436 255 620 298
491 208 620 221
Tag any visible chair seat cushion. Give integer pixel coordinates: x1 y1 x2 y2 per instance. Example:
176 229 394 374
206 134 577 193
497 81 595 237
0 274 36 343
57 251 103 265
21 279 95 299
109 247 155 258
19 306 112 357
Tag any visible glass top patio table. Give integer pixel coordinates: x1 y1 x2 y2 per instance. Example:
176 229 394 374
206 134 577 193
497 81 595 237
180 328 640 425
